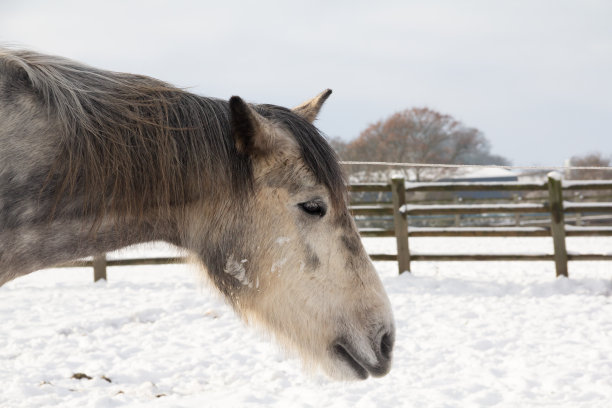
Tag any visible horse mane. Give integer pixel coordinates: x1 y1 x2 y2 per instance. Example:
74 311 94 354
255 104 347 208
0 49 345 225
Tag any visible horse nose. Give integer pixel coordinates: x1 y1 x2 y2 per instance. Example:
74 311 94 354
332 324 395 379
373 325 395 376
379 329 394 362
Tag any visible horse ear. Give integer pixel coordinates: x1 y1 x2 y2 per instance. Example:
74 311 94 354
292 89 332 123
229 96 274 156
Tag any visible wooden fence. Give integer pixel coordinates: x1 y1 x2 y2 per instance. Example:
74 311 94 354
66 174 612 280
351 174 612 276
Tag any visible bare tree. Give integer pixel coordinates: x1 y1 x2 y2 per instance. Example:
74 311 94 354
340 107 509 181
569 152 611 180
328 136 348 159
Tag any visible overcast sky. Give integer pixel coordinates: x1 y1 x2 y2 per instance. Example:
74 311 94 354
1 0 610 166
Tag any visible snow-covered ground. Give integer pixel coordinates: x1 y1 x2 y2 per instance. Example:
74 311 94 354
2 237 612 408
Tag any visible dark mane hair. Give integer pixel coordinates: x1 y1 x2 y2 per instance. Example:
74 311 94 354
0 49 345 224
255 104 347 208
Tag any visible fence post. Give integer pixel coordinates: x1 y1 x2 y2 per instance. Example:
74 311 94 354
391 177 410 274
576 194 583 226
547 172 568 277
514 194 521 226
454 196 461 227
93 254 107 282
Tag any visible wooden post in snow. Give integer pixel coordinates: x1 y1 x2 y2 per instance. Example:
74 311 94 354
93 254 107 282
547 172 568 277
391 177 410 274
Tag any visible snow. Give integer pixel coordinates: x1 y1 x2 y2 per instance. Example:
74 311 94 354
564 201 612 211
447 167 517 179
403 180 547 191
410 226 547 233
223 255 249 286
2 237 612 407
401 202 547 214
275 237 291 245
566 225 612 233
563 180 612 189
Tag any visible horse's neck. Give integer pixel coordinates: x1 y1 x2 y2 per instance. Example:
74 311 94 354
0 187 168 284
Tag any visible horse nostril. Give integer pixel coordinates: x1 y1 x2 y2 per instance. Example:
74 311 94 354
380 331 394 361
333 341 369 379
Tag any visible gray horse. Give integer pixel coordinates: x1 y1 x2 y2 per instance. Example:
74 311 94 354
0 49 394 380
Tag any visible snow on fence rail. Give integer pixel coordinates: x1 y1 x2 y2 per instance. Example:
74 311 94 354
62 175 612 281
351 174 612 276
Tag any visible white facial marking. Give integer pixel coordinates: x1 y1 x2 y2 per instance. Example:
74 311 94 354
275 237 291 245
224 255 249 285
271 258 288 274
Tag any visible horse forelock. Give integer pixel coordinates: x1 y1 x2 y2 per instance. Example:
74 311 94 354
255 104 347 210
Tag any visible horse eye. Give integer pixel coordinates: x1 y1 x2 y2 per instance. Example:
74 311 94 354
298 200 327 217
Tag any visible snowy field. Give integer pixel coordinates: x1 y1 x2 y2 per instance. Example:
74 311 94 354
2 237 612 408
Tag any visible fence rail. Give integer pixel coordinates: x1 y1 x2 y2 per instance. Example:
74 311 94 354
356 175 612 276
403 202 549 215
63 175 612 280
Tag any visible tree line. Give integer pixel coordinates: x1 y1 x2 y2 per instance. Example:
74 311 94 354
329 107 610 181
569 152 611 180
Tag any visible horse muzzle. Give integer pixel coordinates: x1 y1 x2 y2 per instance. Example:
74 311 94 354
331 324 395 380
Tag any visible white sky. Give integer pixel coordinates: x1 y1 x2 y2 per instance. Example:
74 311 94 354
1 0 610 165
